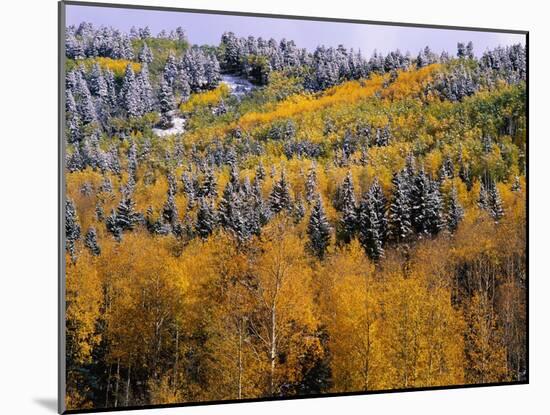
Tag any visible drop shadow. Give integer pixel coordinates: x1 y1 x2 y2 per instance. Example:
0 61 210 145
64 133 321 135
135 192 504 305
34 398 57 413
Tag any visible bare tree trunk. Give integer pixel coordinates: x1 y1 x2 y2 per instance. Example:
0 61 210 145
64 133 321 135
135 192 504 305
238 318 243 400
269 304 277 396
125 363 131 406
114 358 120 408
105 363 112 407
173 327 179 393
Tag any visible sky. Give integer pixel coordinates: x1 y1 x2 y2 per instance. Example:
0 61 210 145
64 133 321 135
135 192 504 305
65 4 525 57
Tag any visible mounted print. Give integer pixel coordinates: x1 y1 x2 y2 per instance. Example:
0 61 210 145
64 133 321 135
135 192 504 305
59 1 528 413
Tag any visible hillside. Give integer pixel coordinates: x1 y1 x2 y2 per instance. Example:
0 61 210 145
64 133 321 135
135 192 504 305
64 23 527 410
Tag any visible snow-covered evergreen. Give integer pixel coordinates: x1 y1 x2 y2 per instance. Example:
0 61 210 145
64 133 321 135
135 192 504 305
338 171 357 243
269 171 293 214
307 195 332 258
65 199 81 261
84 227 101 256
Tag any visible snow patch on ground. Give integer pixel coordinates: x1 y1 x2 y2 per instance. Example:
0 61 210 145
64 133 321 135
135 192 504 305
221 74 255 97
152 117 186 137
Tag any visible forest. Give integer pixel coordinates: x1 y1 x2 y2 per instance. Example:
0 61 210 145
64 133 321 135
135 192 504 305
64 21 527 410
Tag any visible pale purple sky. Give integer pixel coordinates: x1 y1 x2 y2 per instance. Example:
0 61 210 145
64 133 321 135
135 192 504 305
66 4 525 56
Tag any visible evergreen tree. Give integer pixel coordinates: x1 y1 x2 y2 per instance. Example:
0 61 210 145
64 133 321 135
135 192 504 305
368 178 388 244
105 209 122 241
446 186 464 233
358 196 384 261
388 171 413 242
439 155 455 181
307 195 332 259
162 190 179 226
305 166 317 204
424 180 445 235
65 199 81 261
84 227 101 256
411 168 430 234
79 83 98 125
163 53 179 86
201 168 218 199
487 180 505 222
255 161 266 182
120 64 142 117
338 171 357 243
217 182 236 229
181 172 196 205
252 177 271 227
269 170 292 214
477 179 489 210
106 194 140 239
229 164 241 190
178 71 191 103
138 42 153 64
66 146 84 172
293 197 306 224
105 69 118 109
65 89 81 144
158 79 175 128
95 201 105 222
127 140 138 182
196 198 216 239
88 63 108 97
138 63 154 113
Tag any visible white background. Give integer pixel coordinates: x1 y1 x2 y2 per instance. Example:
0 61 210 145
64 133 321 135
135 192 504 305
0 0 546 413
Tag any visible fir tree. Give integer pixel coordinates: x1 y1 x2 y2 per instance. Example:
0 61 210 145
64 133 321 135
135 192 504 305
487 180 505 222
218 182 236 229
88 63 108 97
477 179 489 210
65 89 81 144
107 194 140 239
358 196 384 261
95 201 105 222
424 180 445 235
307 195 332 259
368 178 388 244
439 156 455 181
106 209 122 241
105 69 118 108
65 199 81 261
120 64 142 117
138 42 153 64
163 53 179 86
293 197 306 224
269 170 292 214
338 171 357 243
79 83 97 125
411 168 430 234
162 190 179 226
446 186 464 233
252 178 271 227
388 171 413 242
196 198 216 239
84 227 101 256
201 168 218 199
66 145 83 172
127 140 138 182
181 172 196 205
255 161 266 182
138 63 154 113
305 166 317 204
158 79 175 128
229 164 241 190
